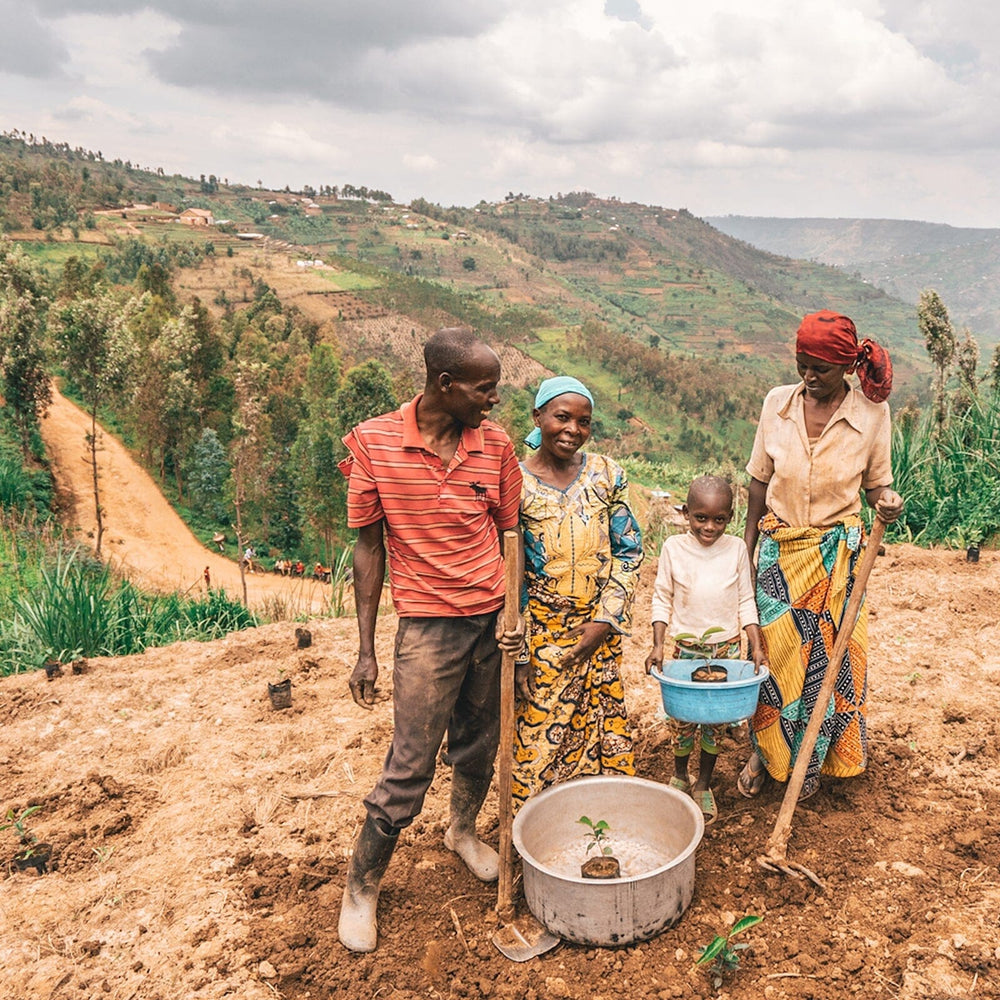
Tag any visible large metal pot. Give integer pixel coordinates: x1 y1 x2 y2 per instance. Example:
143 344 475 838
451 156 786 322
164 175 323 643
512 775 704 946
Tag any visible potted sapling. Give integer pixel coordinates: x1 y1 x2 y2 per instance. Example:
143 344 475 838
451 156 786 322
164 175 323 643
674 626 729 683
1 805 51 874
268 667 292 710
578 815 620 879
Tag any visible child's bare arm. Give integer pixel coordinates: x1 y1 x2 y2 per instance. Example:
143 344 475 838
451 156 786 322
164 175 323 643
744 623 767 674
645 620 668 674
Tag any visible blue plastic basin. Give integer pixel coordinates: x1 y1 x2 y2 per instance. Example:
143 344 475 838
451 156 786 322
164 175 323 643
650 659 768 725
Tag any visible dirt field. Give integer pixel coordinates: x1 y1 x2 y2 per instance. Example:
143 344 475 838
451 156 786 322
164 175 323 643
0 401 998 1000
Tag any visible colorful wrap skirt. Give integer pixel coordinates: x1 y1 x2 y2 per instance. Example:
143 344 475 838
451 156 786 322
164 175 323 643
512 592 634 812
750 513 869 787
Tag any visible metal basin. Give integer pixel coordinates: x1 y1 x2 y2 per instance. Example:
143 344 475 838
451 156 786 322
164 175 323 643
512 775 704 946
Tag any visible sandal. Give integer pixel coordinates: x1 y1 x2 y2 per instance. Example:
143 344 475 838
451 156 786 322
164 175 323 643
694 788 718 826
737 753 768 798
669 776 691 793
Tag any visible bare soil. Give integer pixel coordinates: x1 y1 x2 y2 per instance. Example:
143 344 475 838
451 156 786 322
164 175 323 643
1 399 998 1000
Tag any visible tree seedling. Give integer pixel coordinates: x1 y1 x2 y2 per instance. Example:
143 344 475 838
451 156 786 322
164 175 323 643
674 625 727 658
577 815 612 856
578 815 620 878
1 805 41 857
693 914 762 988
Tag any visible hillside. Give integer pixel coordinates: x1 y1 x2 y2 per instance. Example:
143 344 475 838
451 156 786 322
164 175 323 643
1 458 998 998
2 134 932 396
707 216 1000 347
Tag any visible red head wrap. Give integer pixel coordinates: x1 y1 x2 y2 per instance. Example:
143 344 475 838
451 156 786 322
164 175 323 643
795 310 893 403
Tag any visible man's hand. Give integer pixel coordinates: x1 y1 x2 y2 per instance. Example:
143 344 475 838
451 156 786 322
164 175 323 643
558 621 612 669
349 653 379 710
496 614 526 655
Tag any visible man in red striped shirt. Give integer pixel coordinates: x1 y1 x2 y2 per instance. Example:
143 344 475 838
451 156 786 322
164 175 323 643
337 327 523 953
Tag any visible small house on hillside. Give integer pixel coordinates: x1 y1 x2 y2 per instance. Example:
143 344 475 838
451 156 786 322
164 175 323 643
179 208 214 226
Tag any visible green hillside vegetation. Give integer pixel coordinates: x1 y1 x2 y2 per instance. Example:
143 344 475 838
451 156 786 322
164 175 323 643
0 410 258 676
708 215 1000 347
2 128 998 645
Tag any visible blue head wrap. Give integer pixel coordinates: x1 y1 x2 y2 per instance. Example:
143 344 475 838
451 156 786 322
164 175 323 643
524 376 595 449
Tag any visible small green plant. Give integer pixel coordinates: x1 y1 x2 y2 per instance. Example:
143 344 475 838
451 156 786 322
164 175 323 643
0 804 41 855
674 625 727 657
577 815 613 856
329 545 354 617
694 914 762 987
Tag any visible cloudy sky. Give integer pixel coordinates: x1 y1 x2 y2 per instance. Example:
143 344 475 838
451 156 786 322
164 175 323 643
2 0 998 227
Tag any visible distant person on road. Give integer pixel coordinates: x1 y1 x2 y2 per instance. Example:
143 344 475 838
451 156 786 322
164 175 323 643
512 376 643 812
336 327 523 953
644 475 766 826
203 566 210 590
739 310 903 802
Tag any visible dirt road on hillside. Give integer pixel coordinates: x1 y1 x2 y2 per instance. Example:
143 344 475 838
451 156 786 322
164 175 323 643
40 386 333 615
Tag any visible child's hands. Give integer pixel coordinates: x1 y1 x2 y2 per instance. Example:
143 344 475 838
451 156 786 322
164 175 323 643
644 644 664 675
745 624 768 675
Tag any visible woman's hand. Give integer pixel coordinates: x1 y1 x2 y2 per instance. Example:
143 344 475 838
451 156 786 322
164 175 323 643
558 621 612 669
514 661 533 702
874 488 904 524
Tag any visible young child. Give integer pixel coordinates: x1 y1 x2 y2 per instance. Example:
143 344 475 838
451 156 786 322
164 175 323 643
644 475 767 825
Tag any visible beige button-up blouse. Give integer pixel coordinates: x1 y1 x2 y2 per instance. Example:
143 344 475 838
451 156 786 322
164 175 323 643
745 382 893 528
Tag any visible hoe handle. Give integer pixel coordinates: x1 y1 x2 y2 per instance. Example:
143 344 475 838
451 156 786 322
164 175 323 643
496 530 521 920
764 517 886 859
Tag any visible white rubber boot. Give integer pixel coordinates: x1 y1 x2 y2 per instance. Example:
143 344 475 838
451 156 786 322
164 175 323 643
338 816 398 953
443 772 499 882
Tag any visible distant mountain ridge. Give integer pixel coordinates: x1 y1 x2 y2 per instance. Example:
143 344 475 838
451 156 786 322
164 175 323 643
706 215 1000 346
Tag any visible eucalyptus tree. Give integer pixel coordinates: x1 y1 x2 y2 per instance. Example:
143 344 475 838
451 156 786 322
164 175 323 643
52 288 140 557
228 360 273 604
292 342 342 562
333 359 398 439
0 238 51 457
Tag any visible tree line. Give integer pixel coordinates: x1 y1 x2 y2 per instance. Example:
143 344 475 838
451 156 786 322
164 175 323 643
0 237 400 572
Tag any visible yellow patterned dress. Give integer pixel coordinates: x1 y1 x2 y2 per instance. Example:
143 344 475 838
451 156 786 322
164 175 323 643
512 454 643 811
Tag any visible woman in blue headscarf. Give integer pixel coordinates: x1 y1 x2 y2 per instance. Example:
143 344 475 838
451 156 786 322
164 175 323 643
512 377 644 810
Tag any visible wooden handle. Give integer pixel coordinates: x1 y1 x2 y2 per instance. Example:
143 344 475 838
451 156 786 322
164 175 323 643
496 529 520 920
765 517 886 854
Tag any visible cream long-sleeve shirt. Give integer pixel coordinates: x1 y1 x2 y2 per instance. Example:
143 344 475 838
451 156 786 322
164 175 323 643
650 532 758 643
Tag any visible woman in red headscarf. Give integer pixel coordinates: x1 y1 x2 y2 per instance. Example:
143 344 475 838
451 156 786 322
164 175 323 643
738 311 903 801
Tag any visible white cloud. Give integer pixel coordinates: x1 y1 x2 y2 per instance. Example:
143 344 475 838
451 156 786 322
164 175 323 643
402 153 438 173
1 1 999 225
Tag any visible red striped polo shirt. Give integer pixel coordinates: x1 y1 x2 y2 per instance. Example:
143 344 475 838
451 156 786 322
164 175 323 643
340 395 522 617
